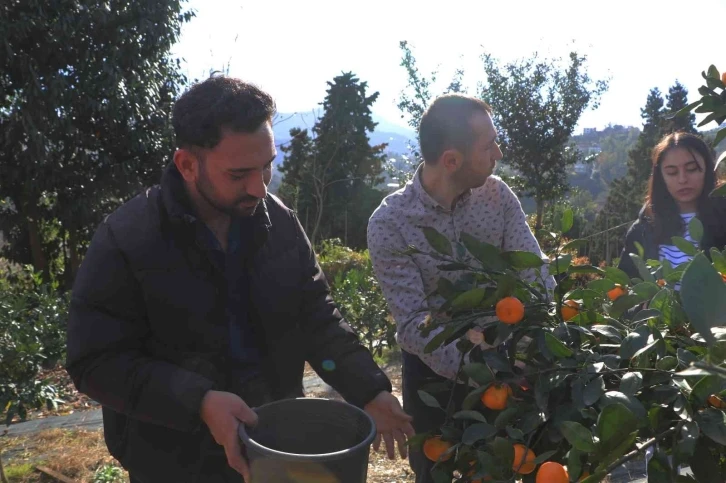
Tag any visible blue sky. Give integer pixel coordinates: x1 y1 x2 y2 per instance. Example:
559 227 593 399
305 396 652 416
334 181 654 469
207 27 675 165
170 0 725 135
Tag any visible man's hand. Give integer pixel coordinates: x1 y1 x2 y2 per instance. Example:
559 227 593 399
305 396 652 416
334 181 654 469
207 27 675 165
200 390 258 480
364 391 415 460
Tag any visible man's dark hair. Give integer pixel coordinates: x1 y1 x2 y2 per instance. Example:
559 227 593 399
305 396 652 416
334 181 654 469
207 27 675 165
419 94 492 164
172 75 276 150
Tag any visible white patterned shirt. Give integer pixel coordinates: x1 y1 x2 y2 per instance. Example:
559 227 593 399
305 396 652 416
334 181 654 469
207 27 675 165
367 164 555 381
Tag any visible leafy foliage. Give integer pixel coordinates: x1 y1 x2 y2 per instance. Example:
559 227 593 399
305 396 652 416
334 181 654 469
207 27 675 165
1 266 69 425
406 209 726 482
0 0 193 285
318 240 395 357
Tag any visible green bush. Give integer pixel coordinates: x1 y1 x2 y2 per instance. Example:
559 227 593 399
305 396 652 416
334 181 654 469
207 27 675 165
318 239 396 357
0 264 68 424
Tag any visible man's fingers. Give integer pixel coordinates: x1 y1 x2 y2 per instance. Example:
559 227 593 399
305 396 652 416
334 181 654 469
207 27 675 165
401 421 415 438
224 435 250 480
233 401 258 426
384 432 395 460
394 429 408 459
391 404 414 422
372 433 381 452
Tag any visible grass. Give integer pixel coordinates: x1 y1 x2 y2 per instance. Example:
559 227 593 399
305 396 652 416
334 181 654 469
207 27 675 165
1 428 128 483
4 463 35 481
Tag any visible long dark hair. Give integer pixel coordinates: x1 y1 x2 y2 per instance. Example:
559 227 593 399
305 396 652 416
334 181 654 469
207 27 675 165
644 132 718 244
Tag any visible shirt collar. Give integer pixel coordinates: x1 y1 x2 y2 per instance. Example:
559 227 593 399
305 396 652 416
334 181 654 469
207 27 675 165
411 162 473 212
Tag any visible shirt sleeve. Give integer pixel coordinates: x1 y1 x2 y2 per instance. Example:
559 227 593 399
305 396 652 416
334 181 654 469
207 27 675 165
367 213 469 382
499 181 557 295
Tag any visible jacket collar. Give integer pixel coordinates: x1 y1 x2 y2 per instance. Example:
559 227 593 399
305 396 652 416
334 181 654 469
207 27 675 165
159 162 272 249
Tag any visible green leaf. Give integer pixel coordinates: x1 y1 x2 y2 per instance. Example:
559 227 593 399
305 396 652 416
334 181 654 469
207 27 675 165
544 332 573 358
680 253 726 345
696 408 726 445
656 356 678 371
707 64 721 80
669 99 702 119
505 426 524 441
502 250 544 270
491 436 514 467
422 227 452 256
587 279 616 293
584 375 606 406
462 385 489 410
691 375 726 405
619 372 643 396
632 282 660 300
417 390 441 409
550 254 572 275
671 236 698 257
675 420 699 461
533 450 557 465
629 253 655 282
452 287 488 310
424 325 456 354
599 391 647 420
462 422 497 445
610 293 649 318
631 308 662 323
561 208 574 233
619 327 649 359
436 278 458 300
688 217 704 244
689 438 723 483
713 129 726 152
710 248 726 274
562 239 588 252
604 266 632 286
494 407 519 430
677 348 698 368
462 363 495 386
647 449 675 482
559 421 596 452
597 430 639 468
454 410 489 423
569 265 605 275
460 232 507 270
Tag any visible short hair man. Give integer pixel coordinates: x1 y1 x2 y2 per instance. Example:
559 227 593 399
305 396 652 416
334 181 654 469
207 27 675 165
66 76 413 483
367 94 554 483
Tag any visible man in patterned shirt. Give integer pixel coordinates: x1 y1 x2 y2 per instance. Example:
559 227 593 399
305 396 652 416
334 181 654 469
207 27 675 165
367 94 553 482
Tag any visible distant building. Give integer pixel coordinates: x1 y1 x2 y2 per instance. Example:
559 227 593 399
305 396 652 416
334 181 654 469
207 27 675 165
583 127 597 135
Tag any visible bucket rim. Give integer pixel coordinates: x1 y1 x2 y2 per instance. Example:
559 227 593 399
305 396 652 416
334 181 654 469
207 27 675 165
238 397 377 462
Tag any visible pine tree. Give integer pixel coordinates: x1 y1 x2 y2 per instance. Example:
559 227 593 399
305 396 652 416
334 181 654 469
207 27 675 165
276 73 386 247
665 80 697 134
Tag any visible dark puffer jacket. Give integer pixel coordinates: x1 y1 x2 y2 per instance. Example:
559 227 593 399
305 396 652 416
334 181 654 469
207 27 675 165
66 163 392 482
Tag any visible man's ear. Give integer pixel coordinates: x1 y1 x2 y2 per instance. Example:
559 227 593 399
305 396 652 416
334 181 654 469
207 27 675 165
173 148 200 182
440 148 464 173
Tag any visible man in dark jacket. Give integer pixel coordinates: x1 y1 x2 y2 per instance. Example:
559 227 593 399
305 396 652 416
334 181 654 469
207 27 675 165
66 76 413 483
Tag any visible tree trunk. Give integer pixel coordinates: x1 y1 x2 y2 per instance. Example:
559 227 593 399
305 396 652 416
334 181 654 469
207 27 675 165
68 227 81 283
23 203 48 278
535 198 545 231
310 195 325 247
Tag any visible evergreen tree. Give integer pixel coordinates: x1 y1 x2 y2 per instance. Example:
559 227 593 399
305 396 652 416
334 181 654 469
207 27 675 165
665 80 697 134
277 73 386 248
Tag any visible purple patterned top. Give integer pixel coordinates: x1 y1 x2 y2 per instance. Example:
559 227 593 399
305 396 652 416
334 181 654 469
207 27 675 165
368 164 555 380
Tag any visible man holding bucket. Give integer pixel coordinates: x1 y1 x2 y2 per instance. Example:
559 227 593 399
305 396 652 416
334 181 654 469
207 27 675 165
66 75 414 482
367 94 555 482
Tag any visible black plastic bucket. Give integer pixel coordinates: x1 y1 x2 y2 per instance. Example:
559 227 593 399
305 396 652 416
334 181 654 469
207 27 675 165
238 397 376 483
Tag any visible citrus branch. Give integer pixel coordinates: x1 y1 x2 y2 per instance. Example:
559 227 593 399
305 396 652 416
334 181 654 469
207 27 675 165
597 427 678 478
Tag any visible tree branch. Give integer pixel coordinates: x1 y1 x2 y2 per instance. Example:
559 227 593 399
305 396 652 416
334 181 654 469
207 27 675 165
599 427 677 478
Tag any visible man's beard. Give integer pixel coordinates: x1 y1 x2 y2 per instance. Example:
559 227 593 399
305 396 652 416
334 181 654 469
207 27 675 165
196 174 260 218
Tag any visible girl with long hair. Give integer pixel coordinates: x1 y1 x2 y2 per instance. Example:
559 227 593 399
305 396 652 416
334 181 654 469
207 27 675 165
618 131 726 280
